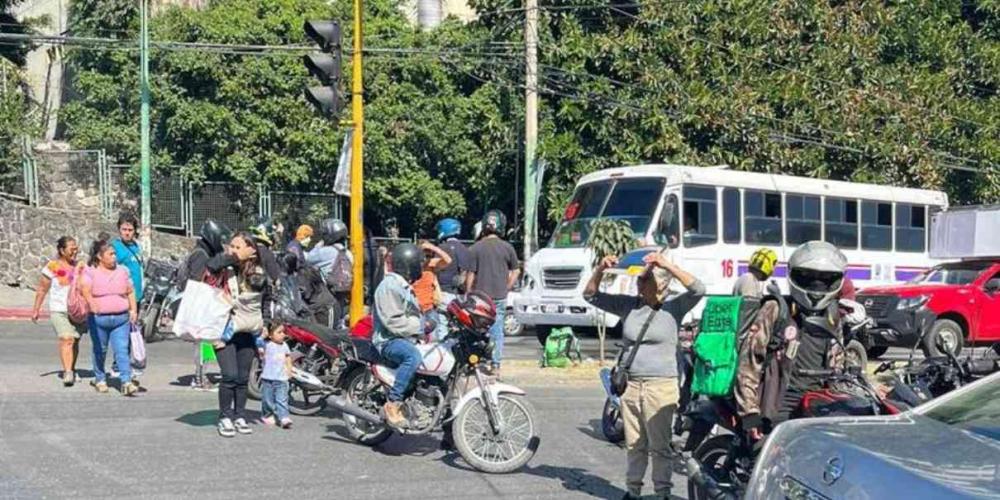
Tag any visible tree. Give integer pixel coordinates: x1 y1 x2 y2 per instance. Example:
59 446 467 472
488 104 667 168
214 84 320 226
1 0 44 194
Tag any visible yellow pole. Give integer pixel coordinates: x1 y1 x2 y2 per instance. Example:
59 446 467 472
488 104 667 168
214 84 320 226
348 0 365 326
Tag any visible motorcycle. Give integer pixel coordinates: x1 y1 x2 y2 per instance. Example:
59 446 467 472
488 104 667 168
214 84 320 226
598 367 624 443
687 365 903 500
875 338 999 405
139 258 182 342
296 294 540 474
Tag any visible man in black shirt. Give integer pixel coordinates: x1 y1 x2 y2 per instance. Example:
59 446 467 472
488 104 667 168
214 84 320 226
465 210 519 374
434 218 472 295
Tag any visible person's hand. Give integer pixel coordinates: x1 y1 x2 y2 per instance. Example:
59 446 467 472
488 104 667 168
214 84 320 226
598 256 619 269
748 427 764 441
642 252 670 269
129 309 138 323
420 241 435 252
31 309 39 323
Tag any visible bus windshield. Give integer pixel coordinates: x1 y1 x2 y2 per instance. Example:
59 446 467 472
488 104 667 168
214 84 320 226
550 177 666 248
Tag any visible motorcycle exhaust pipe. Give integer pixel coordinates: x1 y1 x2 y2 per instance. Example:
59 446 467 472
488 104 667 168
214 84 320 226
686 457 736 500
326 395 384 426
290 368 329 392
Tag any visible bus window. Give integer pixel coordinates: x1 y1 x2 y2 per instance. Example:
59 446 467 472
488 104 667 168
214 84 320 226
683 185 718 247
657 193 680 248
896 203 926 252
824 197 858 249
745 190 782 245
785 194 821 245
723 188 740 243
862 200 892 250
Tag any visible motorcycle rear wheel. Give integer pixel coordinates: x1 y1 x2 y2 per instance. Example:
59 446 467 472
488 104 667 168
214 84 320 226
340 366 393 446
688 435 745 500
141 303 161 343
601 398 624 444
453 394 538 474
248 356 263 400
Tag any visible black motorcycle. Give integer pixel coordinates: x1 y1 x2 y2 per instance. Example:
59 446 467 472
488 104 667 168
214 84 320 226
139 258 181 342
876 339 999 405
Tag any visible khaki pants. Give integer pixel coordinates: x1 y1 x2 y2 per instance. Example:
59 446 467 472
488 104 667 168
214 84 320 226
621 377 677 497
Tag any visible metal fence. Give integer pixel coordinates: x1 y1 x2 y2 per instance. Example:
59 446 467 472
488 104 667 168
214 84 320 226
0 137 37 203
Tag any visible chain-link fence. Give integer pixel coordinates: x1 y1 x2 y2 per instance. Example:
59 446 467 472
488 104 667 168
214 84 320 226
266 191 343 235
188 181 263 235
0 137 35 203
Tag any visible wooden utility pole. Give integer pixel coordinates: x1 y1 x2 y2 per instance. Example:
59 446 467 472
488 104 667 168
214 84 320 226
523 0 538 260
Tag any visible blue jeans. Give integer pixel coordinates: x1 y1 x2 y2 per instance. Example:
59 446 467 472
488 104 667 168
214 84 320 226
380 338 422 402
489 299 506 367
90 312 132 384
261 379 290 420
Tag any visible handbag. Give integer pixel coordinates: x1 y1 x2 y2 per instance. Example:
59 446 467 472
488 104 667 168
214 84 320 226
67 266 89 324
610 306 660 397
129 322 147 370
172 279 233 342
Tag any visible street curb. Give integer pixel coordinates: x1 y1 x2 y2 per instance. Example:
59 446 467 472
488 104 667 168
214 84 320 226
0 308 45 320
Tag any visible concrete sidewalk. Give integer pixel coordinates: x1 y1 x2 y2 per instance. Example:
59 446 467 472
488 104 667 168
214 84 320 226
0 285 40 319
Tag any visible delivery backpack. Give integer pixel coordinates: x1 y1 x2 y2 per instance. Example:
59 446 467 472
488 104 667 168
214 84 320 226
690 294 789 397
542 327 583 368
326 249 353 293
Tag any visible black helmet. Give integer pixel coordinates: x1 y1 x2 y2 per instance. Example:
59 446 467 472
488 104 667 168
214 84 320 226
481 209 507 237
199 219 232 255
319 218 348 245
390 243 423 283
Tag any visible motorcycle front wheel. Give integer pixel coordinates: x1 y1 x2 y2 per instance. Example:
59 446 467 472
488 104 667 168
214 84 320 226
453 394 538 473
601 398 624 444
688 435 746 500
340 366 393 446
248 355 263 400
141 303 161 343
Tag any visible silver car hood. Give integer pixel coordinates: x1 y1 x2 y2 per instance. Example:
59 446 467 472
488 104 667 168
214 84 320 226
749 414 1000 499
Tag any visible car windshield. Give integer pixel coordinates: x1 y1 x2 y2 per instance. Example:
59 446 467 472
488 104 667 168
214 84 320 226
550 178 666 249
912 261 992 285
921 377 1000 442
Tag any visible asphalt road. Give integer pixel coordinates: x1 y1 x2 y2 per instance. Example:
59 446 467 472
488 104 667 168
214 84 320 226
0 321 685 500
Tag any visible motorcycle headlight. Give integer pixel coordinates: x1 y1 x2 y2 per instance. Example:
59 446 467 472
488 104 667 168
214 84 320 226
897 295 929 310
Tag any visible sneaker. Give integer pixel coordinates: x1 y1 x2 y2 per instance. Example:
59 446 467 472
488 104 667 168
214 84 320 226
92 381 109 393
218 418 236 438
260 416 276 426
383 401 406 428
122 382 138 397
62 370 75 387
279 418 293 429
233 418 253 435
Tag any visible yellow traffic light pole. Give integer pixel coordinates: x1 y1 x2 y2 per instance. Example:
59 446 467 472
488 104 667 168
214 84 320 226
348 0 365 326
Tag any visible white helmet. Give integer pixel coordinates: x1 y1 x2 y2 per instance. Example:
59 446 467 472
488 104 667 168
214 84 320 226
788 241 847 311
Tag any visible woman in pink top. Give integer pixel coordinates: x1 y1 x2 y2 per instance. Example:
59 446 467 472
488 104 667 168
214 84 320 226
81 238 138 396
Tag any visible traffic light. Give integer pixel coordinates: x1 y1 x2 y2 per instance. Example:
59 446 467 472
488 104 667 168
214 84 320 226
303 20 342 118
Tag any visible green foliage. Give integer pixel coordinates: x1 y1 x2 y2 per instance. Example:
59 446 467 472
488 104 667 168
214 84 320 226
587 218 636 266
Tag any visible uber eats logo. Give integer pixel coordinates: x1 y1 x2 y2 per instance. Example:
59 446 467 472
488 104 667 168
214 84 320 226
703 301 738 333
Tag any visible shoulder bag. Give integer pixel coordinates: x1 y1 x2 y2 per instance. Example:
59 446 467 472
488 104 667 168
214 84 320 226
610 306 660 397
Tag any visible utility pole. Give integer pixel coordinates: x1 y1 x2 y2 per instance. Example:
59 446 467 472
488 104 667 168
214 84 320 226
139 0 152 250
523 0 539 260
348 0 365 326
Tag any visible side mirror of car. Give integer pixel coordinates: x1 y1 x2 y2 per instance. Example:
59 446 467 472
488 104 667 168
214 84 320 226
985 278 1000 295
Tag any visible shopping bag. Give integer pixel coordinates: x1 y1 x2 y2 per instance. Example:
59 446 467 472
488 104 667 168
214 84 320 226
130 322 147 370
172 280 233 342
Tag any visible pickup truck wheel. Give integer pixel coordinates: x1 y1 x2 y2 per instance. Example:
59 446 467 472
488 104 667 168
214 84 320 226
865 346 889 359
922 319 965 358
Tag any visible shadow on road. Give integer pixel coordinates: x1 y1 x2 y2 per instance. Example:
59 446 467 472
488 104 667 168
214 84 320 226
40 369 95 379
176 409 263 427
578 418 623 446
513 462 627 499
322 423 442 458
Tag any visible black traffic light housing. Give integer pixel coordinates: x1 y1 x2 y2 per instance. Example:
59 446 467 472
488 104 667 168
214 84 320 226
303 20 342 118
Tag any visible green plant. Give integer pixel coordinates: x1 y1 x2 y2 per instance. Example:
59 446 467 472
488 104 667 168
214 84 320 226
586 218 636 266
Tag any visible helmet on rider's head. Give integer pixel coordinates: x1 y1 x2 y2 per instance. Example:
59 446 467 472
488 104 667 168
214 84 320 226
788 241 847 312
436 218 462 241
446 291 497 336
319 218 348 245
390 243 423 283
249 218 276 248
480 210 507 237
199 219 232 255
749 247 778 279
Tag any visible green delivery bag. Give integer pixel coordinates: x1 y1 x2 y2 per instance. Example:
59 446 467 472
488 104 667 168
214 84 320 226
691 296 743 397
542 327 582 368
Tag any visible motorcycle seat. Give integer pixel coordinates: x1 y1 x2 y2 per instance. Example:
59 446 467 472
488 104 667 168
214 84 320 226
285 318 350 347
351 338 383 364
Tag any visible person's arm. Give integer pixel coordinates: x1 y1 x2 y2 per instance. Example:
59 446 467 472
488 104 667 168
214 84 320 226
32 274 52 322
583 256 617 298
187 249 209 282
81 273 98 313
505 245 519 291
284 351 294 378
735 301 779 440
206 252 238 273
421 242 452 271
643 252 697 289
464 247 478 293
127 287 138 323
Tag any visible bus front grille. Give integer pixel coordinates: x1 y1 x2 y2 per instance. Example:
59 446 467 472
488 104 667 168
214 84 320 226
543 268 583 290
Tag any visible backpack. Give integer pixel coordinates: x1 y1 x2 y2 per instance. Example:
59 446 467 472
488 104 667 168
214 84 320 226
326 248 353 293
542 327 583 368
67 266 89 324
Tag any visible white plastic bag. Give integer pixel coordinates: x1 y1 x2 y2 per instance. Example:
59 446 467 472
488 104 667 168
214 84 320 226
172 280 233 342
130 322 147 369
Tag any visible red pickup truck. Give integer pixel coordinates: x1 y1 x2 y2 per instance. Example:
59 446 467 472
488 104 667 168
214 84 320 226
856 259 1000 358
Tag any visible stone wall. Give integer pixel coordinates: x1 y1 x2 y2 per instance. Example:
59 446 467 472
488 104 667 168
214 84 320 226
33 142 103 214
0 198 195 288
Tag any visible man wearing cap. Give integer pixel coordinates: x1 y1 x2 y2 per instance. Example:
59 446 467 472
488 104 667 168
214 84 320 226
286 225 313 268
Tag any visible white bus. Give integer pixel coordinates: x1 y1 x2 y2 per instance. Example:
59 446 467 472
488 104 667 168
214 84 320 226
514 164 949 333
